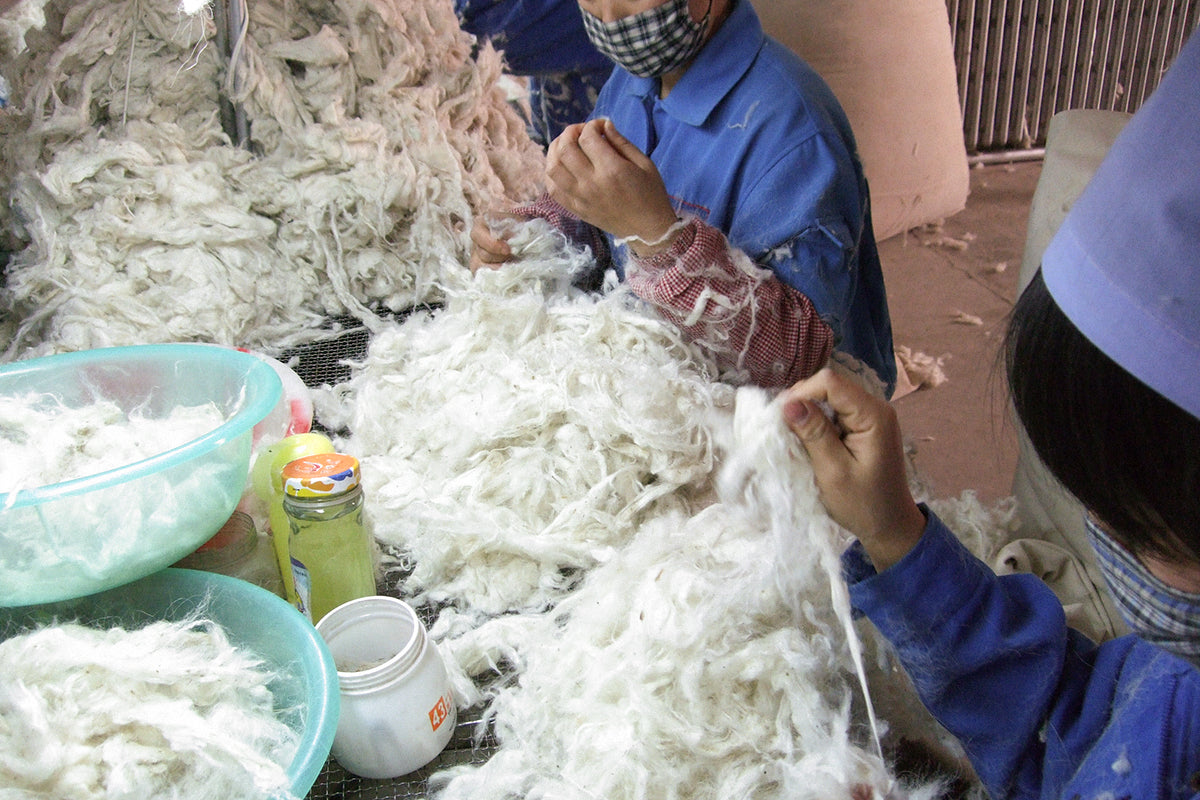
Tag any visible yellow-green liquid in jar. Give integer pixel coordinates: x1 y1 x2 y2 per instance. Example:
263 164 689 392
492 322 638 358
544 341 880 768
285 482 375 623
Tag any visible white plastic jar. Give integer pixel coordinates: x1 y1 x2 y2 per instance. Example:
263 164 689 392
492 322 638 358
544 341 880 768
315 595 456 779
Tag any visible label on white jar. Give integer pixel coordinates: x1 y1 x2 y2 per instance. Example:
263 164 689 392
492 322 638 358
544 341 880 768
428 692 454 732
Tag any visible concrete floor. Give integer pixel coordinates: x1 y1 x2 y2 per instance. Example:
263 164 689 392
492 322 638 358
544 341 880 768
879 159 1043 505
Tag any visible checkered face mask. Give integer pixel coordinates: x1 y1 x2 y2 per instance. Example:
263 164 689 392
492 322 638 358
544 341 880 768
582 0 711 78
1086 518 1200 669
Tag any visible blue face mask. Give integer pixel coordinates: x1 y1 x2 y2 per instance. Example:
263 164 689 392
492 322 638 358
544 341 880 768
581 0 711 79
1086 518 1200 669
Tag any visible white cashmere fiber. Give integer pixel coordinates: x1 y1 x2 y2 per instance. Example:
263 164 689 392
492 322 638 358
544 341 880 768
0 395 225 495
0 614 299 800
0 0 543 359
315 221 730 616
428 387 945 800
314 221 978 797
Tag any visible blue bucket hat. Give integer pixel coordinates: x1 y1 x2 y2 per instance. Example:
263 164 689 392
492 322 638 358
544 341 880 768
1041 31 1200 421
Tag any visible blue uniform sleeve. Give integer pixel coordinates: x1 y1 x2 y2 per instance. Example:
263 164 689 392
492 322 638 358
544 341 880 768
731 133 894 392
453 0 611 75
731 134 860 333
843 509 1102 798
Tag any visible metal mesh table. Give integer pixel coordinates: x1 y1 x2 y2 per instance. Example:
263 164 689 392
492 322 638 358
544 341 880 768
306 712 496 800
277 305 441 396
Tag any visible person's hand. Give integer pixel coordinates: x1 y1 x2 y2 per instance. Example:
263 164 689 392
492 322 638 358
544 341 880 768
780 368 926 571
468 213 524 273
545 118 681 256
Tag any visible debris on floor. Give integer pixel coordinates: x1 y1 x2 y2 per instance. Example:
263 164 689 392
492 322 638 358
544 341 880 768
893 345 949 398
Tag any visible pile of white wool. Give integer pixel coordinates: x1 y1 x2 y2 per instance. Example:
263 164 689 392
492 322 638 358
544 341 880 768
315 220 729 616
0 615 299 800
0 0 542 359
427 388 954 800
0 394 224 494
315 224 978 798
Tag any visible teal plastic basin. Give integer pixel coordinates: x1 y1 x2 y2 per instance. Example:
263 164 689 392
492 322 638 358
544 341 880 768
0 567 339 797
0 344 282 606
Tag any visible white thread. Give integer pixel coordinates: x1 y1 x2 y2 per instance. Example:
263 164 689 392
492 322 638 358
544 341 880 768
615 218 688 249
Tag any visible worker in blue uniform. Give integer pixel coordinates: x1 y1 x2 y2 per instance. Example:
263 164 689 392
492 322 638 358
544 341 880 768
472 0 895 394
781 30 1200 800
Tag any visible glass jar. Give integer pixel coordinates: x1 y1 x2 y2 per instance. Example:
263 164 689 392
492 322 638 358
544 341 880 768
282 453 376 623
315 595 457 779
250 431 335 607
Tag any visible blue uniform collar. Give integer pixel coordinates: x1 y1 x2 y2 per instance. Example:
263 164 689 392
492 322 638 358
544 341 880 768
616 0 763 127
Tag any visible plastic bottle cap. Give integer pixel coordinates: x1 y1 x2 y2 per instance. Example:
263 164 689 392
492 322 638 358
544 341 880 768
282 452 361 498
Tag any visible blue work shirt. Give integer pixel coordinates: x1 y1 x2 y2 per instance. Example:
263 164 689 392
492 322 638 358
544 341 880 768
845 511 1200 800
591 0 895 393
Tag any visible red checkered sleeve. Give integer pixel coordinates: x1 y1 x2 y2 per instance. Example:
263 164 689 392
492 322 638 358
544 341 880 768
513 194 612 269
625 218 834 388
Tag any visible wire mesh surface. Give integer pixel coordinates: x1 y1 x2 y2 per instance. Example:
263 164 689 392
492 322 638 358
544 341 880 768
280 316 372 390
306 712 496 800
279 305 441 392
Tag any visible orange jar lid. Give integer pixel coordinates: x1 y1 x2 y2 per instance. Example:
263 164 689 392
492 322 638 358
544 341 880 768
282 452 360 498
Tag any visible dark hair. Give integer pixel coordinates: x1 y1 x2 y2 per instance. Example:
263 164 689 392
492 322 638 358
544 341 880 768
1005 270 1200 563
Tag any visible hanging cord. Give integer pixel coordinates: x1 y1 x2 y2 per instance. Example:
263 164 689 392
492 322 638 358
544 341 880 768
214 0 251 147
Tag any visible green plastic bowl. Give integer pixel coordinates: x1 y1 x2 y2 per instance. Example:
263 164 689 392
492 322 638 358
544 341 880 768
0 344 282 606
0 568 339 797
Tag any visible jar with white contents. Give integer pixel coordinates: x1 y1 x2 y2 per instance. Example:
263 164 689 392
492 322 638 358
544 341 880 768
315 595 457 779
